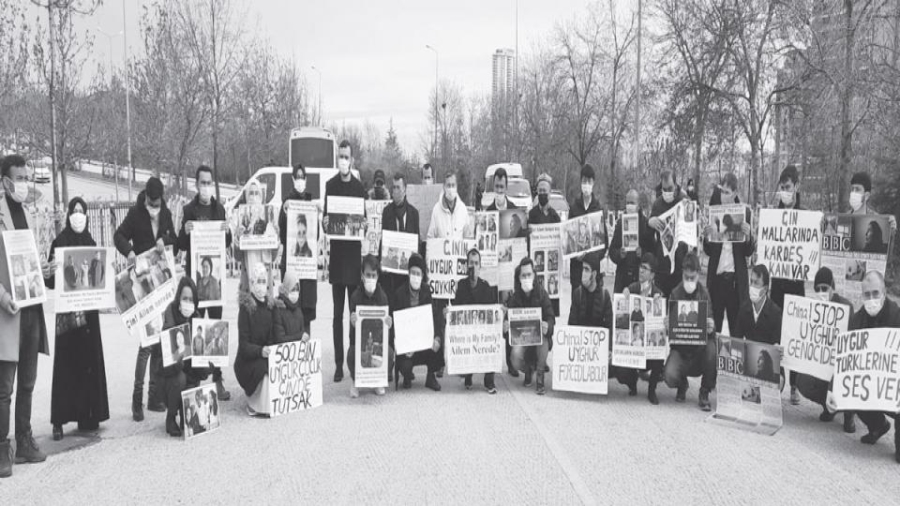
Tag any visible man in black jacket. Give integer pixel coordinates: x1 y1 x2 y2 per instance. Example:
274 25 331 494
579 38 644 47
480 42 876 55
453 249 500 393
278 164 317 333
380 173 419 303
323 140 366 383
528 173 562 317
176 165 232 401
114 177 178 422
568 165 606 292
390 254 441 391
734 265 782 345
609 189 655 293
623 253 666 404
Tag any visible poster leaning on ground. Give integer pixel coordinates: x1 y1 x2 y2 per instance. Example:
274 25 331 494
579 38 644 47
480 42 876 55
709 336 783 435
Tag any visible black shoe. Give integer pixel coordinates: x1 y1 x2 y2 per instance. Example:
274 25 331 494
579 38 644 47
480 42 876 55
14 433 46 463
507 364 520 378
215 380 231 401
334 370 344 383
132 402 144 422
543 365 550 373
861 421 891 444
895 429 900 463
147 401 166 413
78 421 99 432
648 385 659 405
0 440 11 478
436 367 444 379
699 389 711 411
675 384 687 403
402 376 412 389
843 412 856 434
628 379 638 396
166 425 182 438
425 373 441 392
464 375 473 390
536 372 546 395
819 408 835 422
523 369 533 387
52 425 63 441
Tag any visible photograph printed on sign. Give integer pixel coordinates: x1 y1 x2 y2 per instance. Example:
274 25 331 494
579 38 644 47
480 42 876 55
195 254 223 307
499 209 528 239
191 319 230 368
114 248 173 314
182 384 221 440
284 201 319 280
237 203 278 249
61 248 106 292
325 196 366 241
54 246 116 313
4 230 46 307
161 323 192 367
508 308 543 346
708 204 750 243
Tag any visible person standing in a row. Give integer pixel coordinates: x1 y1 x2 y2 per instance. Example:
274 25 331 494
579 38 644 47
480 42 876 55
647 170 688 297
380 173 419 304
528 173 561 317
568 165 604 294
609 188 655 293
278 164 317 334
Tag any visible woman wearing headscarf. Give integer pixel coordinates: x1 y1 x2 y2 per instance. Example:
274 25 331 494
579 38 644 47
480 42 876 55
44 197 110 441
273 269 308 344
160 277 201 437
234 263 276 415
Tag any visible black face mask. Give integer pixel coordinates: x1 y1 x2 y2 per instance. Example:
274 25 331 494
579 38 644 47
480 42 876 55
537 194 549 206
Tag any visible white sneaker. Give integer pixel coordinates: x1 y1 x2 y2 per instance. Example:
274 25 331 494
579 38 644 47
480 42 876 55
246 405 257 417
375 387 386 396
350 385 359 398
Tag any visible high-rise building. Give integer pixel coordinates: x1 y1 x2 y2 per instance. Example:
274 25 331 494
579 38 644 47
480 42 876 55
492 48 516 117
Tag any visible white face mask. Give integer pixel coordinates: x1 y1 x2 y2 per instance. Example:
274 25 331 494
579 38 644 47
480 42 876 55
338 158 350 174
287 291 300 304
779 191 794 206
521 277 534 293
251 282 267 301
581 272 593 288
640 280 651 292
494 192 505 206
198 185 213 202
444 188 457 201
180 300 195 318
849 191 863 211
814 291 831 302
363 278 378 294
625 204 638 214
581 184 593 197
662 191 675 204
409 273 422 291
12 182 28 202
864 297 884 316
147 206 161 219
683 280 697 294
294 178 306 193
69 212 86 233
749 286 764 303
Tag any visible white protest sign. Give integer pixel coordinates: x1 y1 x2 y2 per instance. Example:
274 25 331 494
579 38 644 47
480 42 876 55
444 304 504 375
426 238 471 299
267 339 323 416
3 230 47 308
191 221 226 308
54 246 115 313
552 326 609 395
757 208 823 281
780 294 850 381
393 305 435 355
834 328 900 413
355 305 389 388
285 201 319 280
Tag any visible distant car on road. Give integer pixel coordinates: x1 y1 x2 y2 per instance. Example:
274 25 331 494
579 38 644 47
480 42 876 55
34 166 51 183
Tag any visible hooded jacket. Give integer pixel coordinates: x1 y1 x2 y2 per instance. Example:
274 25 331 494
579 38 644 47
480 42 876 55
426 192 469 239
114 189 177 257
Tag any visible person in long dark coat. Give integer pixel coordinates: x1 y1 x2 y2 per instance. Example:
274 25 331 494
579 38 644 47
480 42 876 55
234 262 276 415
44 197 110 440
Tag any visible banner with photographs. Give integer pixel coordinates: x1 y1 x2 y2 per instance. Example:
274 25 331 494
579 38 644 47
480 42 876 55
562 211 606 258
707 204 751 243
499 209 528 239
2 230 46 308
444 304 504 375
267 339 323 417
182 384 221 440
780 294 850 381
284 201 319 280
425 238 471 299
613 294 647 369
668 300 708 345
475 211 499 266
190 318 230 368
362 200 390 256
161 322 192 367
530 224 561 300
115 248 178 345
710 336 783 435
237 203 279 250
406 184 444 241
621 213 640 252
325 196 365 241
657 201 699 272
508 307 543 346
54 246 115 313
834 328 900 412
757 208 823 281
354 305 389 388
552 325 610 395
380 230 419 275
393 304 435 355
821 213 891 309
190 221 226 309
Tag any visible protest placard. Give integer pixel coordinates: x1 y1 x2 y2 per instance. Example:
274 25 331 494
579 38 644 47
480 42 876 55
444 304 505 375
237 203 279 250
645 296 668 361
362 200 390 256
393 304 435 355
284 201 319 280
406 184 444 241
426 238 470 299
161 322 192 367
494 238 528 291
612 294 647 369
833 328 900 412
380 230 419 275
562 211 606 258
475 211 499 266
780 294 850 381
530 224 561 300
499 209 528 240
355 305 389 388
190 318 230 368
508 307 543 346
656 201 698 271
325 196 365 241
54 246 115 313
821 213 890 309
182 384 221 440
267 339 323 417
621 213 639 252
115 248 178 345
757 208 823 281
668 299 708 345
707 204 751 243
191 221 226 308
709 336 783 435
552 326 609 395
2 230 46 308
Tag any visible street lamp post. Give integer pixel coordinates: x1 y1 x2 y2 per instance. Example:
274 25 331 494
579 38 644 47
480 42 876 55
95 27 123 202
311 66 322 126
123 0 134 201
425 45 438 164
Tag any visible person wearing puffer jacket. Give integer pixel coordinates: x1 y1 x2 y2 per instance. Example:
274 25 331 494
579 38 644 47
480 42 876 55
273 270 309 344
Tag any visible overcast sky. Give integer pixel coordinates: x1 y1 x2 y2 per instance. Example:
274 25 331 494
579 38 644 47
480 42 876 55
36 0 630 156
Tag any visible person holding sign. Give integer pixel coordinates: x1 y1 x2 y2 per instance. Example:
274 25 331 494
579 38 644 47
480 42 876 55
567 165 604 293
839 272 900 462
849 172 898 233
622 253 666 404
323 141 366 384
380 173 420 302
663 253 717 411
114 176 177 421
348 255 393 398
528 174 562 316
234 263 276 416
609 189 654 293
647 170 688 297
703 173 754 337
505 257 555 395
159 277 202 437
44 197 109 442
734 265 782 345
451 249 500 393
273 270 309 344
278 164 317 334
391 254 441 391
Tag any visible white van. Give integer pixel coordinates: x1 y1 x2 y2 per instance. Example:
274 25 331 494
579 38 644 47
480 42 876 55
224 166 361 216
481 162 532 209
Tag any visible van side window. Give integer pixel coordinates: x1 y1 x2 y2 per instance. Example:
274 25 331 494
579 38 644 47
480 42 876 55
258 173 276 203
281 172 294 201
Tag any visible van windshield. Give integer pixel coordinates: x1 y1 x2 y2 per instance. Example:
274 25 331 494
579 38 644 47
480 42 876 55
291 138 334 168
507 179 531 198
